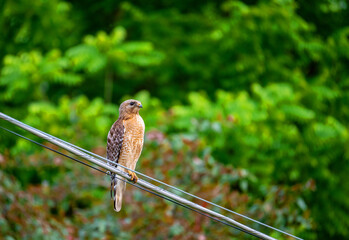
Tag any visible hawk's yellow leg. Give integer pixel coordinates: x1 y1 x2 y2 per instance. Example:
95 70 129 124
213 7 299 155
127 170 138 183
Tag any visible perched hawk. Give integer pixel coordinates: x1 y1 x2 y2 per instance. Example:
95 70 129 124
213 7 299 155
107 99 145 212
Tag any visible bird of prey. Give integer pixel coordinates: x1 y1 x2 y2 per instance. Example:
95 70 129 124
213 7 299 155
106 99 145 212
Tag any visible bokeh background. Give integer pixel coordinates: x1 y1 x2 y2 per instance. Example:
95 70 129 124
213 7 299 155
0 0 348 239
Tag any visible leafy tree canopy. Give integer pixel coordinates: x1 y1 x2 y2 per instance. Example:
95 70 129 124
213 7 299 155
0 0 348 239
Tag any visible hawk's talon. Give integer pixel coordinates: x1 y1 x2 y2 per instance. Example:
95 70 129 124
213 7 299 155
127 170 138 183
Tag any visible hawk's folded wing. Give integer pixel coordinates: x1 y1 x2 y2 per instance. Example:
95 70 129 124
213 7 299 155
107 119 125 167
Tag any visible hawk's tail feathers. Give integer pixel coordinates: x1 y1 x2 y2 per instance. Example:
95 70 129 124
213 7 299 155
112 177 126 212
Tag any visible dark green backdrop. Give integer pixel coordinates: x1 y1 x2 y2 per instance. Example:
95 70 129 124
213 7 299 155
1 0 348 239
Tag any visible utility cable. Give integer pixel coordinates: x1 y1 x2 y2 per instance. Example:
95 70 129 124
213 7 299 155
0 126 263 239
20 122 301 240
0 111 303 240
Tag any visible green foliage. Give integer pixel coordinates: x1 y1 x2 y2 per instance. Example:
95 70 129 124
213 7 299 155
1 0 349 239
67 26 164 74
0 26 164 109
0 0 80 58
0 50 81 105
115 0 325 102
22 96 116 150
66 26 164 102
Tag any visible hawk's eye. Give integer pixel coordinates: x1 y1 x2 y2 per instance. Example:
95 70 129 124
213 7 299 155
130 102 135 106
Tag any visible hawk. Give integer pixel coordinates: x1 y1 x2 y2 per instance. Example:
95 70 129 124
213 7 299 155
107 99 145 212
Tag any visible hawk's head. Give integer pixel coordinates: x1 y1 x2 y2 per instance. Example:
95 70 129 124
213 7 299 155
119 99 143 118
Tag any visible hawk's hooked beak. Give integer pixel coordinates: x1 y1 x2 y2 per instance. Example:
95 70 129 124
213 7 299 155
138 103 143 108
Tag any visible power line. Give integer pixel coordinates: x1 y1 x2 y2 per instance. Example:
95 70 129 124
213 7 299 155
46 133 301 240
0 126 263 239
0 112 302 240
